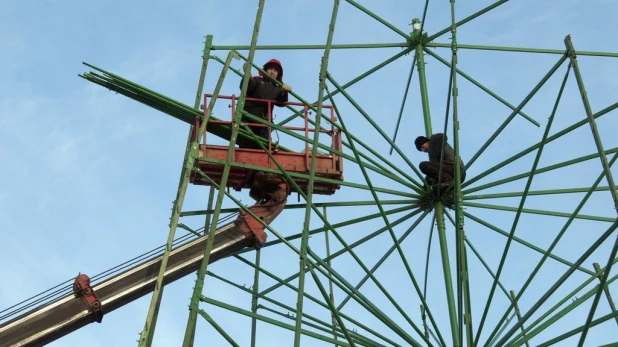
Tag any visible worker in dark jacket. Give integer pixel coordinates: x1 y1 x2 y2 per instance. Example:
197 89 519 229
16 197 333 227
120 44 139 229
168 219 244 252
239 59 291 148
415 133 466 185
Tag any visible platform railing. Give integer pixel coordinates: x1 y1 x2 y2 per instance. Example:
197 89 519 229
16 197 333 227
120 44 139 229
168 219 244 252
200 94 341 162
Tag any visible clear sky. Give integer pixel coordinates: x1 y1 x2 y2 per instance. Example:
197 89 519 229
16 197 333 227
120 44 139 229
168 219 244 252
1 1 618 346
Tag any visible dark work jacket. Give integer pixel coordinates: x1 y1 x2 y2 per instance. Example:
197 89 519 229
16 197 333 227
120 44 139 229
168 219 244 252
428 133 466 171
241 76 288 121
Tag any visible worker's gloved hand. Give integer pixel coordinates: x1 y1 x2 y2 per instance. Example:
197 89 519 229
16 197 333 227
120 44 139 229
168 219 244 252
281 83 292 92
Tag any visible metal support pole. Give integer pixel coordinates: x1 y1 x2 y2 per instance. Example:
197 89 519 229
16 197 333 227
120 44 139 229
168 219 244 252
294 1 340 345
435 202 460 346
250 250 262 347
138 35 215 347
565 35 618 210
179 51 237 347
593 262 618 326
510 291 530 347
413 18 433 136
323 207 338 343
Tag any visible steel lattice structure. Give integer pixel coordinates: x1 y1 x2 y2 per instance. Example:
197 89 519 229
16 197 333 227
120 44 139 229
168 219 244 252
123 1 618 346
2 1 617 346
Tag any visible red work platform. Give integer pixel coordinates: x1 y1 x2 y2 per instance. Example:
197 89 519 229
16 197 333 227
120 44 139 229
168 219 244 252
189 94 343 196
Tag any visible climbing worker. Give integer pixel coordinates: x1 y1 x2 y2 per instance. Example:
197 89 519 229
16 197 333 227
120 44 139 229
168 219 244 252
414 133 466 186
238 59 292 149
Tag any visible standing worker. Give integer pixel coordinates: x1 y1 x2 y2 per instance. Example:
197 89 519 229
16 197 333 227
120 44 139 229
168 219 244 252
415 133 466 186
239 59 292 149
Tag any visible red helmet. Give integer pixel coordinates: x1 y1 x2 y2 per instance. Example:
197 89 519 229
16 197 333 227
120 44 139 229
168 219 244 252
259 59 283 82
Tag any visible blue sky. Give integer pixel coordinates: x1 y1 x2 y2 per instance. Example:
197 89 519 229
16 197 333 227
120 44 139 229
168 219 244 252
1 1 618 346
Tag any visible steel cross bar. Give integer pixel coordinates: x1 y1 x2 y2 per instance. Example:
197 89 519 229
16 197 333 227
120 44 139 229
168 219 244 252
464 211 595 276
427 0 510 42
426 42 618 58
250 250 261 347
464 187 615 200
200 296 353 346
231 256 404 347
506 260 618 346
474 62 568 346
182 50 236 347
326 74 427 184
294 0 340 342
323 207 338 343
593 262 618 326
493 220 618 347
462 100 618 189
578 235 618 346
448 2 475 344
566 35 618 211
325 81 445 344
537 311 618 347
344 0 410 39
465 54 567 171
481 111 618 343
259 209 424 298
390 54 417 155
193 168 417 346
197 309 240 347
423 48 538 127
232 128 429 346
211 42 408 50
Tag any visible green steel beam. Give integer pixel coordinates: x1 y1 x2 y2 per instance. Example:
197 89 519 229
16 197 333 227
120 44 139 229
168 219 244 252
427 0 510 42
259 209 423 298
181 35 214 347
474 61 569 346
200 296 353 346
325 81 445 344
345 0 410 39
293 1 340 342
231 256 403 347
465 54 567 170
537 312 618 347
593 262 618 326
197 310 240 347
435 202 460 346
506 261 618 346
494 220 618 346
250 250 261 347
566 35 618 211
211 42 408 50
509 291 530 347
427 42 618 57
423 48 538 127
462 101 618 189
193 168 418 345
181 50 235 347
464 187 615 200
464 212 595 276
578 235 618 345
464 201 615 223
390 54 417 155
322 208 338 343
413 18 433 137
326 74 426 184
463 147 618 195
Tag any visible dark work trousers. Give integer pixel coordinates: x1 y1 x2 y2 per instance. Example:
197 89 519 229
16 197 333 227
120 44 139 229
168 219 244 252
419 161 466 184
239 116 269 149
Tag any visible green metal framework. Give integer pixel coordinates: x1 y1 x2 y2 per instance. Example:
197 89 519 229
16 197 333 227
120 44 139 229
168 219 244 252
79 1 618 346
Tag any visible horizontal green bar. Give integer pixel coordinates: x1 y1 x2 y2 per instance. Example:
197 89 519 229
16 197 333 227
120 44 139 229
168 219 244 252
464 212 595 276
200 296 350 346
426 43 618 57
211 42 408 50
464 202 615 222
464 187 614 200
180 199 415 217
196 156 417 197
